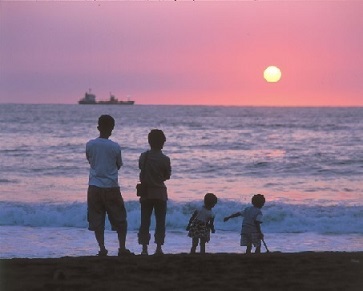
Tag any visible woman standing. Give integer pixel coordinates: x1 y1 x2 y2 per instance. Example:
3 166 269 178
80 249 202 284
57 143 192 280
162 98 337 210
138 129 171 255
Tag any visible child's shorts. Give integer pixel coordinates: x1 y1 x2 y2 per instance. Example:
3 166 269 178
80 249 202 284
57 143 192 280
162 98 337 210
240 233 261 247
188 220 211 242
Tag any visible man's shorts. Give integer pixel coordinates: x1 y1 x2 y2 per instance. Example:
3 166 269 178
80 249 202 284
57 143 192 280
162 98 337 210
240 233 261 247
87 185 127 232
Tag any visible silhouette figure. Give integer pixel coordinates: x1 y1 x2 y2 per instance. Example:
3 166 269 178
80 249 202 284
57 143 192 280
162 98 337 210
86 115 131 256
138 129 171 255
224 194 266 254
186 193 218 254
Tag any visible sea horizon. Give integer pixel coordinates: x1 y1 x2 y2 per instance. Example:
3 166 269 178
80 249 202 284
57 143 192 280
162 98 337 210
1 103 363 108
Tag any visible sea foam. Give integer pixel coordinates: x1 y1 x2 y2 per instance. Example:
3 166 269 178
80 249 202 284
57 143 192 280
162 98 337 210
1 200 362 234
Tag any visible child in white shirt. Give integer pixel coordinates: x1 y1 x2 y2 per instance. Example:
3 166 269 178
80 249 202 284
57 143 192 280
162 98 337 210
224 194 266 254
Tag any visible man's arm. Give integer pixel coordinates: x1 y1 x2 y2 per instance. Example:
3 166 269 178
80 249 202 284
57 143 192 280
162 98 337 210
116 146 122 170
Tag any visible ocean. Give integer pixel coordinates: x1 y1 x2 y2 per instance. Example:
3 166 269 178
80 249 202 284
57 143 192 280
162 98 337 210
0 104 362 258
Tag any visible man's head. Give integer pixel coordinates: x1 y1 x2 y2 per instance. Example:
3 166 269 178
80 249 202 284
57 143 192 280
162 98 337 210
98 115 115 137
148 129 166 150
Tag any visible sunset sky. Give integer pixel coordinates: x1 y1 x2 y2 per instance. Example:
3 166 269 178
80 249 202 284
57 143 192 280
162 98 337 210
1 1 362 106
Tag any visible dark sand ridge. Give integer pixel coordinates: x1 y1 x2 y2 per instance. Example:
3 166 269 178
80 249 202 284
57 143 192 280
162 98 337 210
1 252 363 291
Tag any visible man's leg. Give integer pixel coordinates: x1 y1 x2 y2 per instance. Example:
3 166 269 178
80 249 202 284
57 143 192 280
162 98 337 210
105 188 131 255
95 229 107 256
87 186 107 255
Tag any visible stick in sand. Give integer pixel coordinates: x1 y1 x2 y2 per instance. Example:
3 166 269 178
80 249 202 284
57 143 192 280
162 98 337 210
262 239 270 253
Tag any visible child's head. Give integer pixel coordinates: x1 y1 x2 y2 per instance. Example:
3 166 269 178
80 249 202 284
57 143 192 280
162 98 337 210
204 193 218 209
251 194 265 208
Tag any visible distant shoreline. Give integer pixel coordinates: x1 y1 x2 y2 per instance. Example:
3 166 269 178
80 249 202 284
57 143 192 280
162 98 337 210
2 252 363 291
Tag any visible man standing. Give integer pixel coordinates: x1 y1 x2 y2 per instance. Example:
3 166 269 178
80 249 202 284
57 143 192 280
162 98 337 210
86 115 131 256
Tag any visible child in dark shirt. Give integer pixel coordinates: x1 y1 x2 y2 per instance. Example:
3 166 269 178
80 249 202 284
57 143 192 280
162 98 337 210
186 193 218 254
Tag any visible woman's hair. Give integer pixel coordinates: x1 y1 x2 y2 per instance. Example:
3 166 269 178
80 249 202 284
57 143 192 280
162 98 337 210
204 193 218 207
148 129 166 150
251 194 265 208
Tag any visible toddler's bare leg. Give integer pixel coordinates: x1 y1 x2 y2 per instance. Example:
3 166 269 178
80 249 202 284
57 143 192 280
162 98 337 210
246 244 252 254
191 238 198 254
255 245 261 254
200 238 206 254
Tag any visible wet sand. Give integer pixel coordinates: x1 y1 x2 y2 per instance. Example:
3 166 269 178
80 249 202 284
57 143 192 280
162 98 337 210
1 252 363 291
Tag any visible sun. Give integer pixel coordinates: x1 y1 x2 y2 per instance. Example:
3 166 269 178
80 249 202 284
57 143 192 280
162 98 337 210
264 66 282 82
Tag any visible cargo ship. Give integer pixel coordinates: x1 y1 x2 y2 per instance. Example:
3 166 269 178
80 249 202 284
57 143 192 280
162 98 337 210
78 91 135 105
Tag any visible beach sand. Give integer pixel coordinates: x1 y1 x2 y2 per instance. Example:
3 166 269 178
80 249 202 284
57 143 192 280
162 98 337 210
1 252 363 291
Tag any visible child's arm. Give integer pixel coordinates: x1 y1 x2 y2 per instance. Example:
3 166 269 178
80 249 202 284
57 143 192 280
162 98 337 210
224 212 241 222
255 221 264 239
208 217 215 233
186 210 198 231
